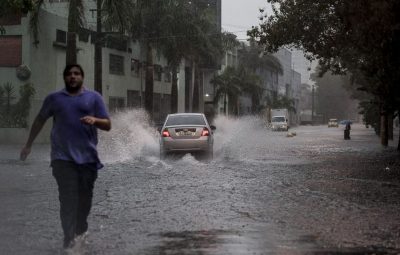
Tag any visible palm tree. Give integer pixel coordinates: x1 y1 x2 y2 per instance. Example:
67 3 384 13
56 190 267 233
158 0 193 113
30 0 82 64
31 0 85 65
182 2 226 113
95 0 134 94
130 0 171 116
235 66 263 114
0 0 34 34
211 66 241 114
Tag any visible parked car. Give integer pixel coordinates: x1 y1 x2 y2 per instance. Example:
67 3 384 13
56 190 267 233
158 113 216 160
328 118 339 127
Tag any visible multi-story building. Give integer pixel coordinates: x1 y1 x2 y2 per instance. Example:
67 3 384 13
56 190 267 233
0 3 181 142
273 48 301 125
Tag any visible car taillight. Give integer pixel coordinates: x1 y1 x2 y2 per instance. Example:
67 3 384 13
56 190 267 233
162 129 170 137
201 127 210 136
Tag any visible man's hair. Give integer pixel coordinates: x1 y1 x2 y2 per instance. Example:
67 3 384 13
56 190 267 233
63 64 85 78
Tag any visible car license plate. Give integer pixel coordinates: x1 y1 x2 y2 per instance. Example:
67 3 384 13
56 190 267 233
178 131 193 136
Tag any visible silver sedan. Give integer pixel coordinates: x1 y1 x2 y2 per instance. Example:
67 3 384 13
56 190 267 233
159 113 216 159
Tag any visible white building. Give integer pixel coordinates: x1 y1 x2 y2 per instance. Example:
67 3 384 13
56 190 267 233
0 3 186 143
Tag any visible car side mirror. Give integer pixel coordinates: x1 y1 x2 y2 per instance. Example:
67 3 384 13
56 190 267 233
210 125 216 131
157 126 162 133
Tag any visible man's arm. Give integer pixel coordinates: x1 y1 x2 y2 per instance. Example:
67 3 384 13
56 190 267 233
80 116 111 131
20 115 47 161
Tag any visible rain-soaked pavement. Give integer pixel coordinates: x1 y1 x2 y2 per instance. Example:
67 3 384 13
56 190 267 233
1 110 400 255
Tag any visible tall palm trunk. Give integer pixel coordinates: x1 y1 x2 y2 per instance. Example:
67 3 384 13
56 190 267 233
189 62 195 112
66 0 79 65
192 66 200 113
223 93 227 114
380 105 389 146
388 112 393 140
144 43 154 117
170 65 178 113
198 70 204 113
398 108 400 151
398 127 400 151
94 0 102 94
66 32 77 65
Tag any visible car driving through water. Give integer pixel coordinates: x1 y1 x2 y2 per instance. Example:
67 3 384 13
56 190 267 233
158 113 216 160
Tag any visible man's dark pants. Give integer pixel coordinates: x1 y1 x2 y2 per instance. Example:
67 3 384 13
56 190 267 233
51 160 97 248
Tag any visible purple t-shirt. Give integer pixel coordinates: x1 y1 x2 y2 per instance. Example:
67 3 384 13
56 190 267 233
39 88 109 170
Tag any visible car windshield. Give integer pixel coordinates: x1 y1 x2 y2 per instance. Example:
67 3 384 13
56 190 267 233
166 115 206 126
330 119 337 122
272 116 286 122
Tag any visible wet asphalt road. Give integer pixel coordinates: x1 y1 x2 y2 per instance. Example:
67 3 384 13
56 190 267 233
0 113 400 255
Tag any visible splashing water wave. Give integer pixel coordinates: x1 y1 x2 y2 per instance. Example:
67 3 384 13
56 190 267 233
98 111 278 164
99 109 159 163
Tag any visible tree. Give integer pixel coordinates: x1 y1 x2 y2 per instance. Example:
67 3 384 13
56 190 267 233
30 0 84 65
95 0 134 94
238 43 283 113
149 0 227 115
30 0 132 91
238 42 282 76
158 1 213 113
211 66 241 114
249 0 400 149
130 0 172 117
235 66 263 114
0 0 34 34
0 82 35 128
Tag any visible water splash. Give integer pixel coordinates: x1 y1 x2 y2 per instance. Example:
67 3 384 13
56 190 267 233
213 115 270 160
98 109 159 163
98 112 285 164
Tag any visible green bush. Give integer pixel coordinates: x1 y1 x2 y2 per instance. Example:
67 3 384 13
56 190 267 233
0 82 35 128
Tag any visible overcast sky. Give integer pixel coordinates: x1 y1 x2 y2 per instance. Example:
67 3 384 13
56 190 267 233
221 0 272 41
221 0 316 84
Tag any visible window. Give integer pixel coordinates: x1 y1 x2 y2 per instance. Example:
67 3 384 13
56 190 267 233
164 72 171 83
166 114 206 126
78 28 90 42
109 97 125 112
130 58 140 77
127 90 141 108
109 54 124 75
56 29 67 44
0 36 22 67
106 36 127 52
154 64 162 81
163 67 171 82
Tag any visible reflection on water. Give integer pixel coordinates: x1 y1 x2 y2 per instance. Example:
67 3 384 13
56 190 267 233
144 229 394 255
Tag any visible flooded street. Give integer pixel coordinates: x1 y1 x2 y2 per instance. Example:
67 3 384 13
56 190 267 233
1 111 400 254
